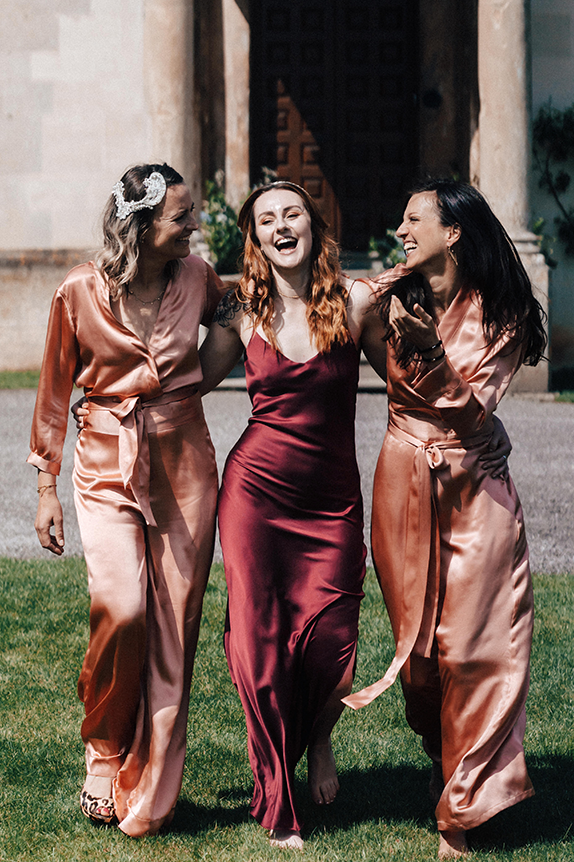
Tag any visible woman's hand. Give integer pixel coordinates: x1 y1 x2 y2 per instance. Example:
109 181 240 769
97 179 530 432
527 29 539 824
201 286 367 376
71 396 89 433
35 484 65 555
480 415 512 479
389 295 440 352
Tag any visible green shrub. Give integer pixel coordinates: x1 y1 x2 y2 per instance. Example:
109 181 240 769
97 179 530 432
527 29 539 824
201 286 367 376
201 174 243 275
368 230 406 270
533 100 574 256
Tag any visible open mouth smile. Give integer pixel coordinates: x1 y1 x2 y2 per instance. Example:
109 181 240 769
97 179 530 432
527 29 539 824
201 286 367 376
275 237 298 252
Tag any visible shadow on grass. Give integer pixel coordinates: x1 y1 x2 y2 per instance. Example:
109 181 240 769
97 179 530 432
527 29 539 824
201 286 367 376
170 797 250 833
470 757 574 851
170 756 574 852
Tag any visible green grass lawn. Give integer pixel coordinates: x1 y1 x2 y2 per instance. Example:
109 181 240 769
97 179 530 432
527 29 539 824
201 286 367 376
2 368 574 404
0 559 573 861
0 370 41 389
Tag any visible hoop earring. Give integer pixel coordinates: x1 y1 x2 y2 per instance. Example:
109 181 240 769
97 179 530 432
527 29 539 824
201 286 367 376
447 245 458 266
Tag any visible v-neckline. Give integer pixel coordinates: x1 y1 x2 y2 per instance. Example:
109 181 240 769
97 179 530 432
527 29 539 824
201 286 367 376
252 330 321 365
98 264 172 352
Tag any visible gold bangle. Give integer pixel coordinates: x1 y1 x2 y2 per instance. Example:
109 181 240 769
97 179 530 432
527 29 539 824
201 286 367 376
37 484 57 495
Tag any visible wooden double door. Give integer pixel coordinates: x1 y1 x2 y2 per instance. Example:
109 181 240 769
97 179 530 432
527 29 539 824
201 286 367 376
249 0 419 250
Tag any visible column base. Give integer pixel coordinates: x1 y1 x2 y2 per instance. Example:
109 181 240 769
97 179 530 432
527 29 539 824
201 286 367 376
508 246 549 393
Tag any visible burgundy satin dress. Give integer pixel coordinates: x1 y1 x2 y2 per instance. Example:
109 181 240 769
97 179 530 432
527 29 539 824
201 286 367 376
218 332 366 832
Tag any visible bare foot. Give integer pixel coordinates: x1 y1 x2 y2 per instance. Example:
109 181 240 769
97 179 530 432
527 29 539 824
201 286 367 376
429 761 445 806
307 740 339 805
269 829 304 849
438 830 469 858
83 775 113 796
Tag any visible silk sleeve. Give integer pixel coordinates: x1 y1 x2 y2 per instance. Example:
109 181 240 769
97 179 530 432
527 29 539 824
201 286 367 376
27 289 80 475
412 338 523 438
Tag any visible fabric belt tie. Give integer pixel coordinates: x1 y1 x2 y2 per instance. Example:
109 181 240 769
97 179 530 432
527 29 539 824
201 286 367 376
343 421 490 711
87 385 199 529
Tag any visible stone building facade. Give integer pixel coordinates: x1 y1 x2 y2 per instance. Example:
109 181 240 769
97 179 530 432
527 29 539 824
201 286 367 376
1 0 571 388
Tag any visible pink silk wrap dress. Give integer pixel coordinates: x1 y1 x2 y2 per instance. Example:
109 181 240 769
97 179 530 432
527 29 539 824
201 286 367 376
28 256 223 836
344 285 534 832
218 332 366 833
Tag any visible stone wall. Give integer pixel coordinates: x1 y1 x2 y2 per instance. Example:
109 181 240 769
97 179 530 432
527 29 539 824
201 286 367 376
0 251 86 371
0 0 203 251
0 0 156 251
0 239 211 372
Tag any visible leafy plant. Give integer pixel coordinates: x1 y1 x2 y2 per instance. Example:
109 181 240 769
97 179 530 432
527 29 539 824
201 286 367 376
531 216 557 269
532 100 574 256
201 171 243 274
260 166 278 185
368 230 406 270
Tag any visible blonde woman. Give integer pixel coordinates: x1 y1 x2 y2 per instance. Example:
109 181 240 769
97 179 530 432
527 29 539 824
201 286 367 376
29 163 224 836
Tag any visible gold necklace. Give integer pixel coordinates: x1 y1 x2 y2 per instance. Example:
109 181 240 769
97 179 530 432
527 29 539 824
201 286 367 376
274 288 305 299
127 285 166 305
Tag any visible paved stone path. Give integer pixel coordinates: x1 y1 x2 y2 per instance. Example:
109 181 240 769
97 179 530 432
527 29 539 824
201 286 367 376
2 389 573 572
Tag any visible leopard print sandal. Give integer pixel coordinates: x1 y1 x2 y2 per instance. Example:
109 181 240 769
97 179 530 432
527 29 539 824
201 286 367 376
80 784 116 825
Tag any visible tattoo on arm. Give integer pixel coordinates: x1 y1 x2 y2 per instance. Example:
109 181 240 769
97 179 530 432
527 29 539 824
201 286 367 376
213 290 250 327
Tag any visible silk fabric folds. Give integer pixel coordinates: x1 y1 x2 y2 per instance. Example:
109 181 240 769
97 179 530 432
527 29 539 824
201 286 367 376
28 258 223 836
218 333 366 832
344 285 534 831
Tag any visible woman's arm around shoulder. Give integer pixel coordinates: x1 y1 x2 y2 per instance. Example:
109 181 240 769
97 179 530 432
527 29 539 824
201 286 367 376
344 276 387 382
201 261 230 326
199 289 249 395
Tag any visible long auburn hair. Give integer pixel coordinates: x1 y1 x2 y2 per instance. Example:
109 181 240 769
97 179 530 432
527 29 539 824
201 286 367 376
376 179 547 368
235 181 350 353
95 163 185 299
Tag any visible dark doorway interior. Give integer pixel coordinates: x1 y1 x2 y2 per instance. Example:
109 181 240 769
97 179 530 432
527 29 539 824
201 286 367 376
250 0 419 252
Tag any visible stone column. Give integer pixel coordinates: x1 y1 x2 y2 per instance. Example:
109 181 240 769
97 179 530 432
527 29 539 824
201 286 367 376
477 0 549 391
143 0 201 204
222 0 250 209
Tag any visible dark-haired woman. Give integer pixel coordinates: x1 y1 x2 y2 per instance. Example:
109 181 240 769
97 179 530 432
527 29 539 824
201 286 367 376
344 180 546 858
29 164 224 836
198 181 392 848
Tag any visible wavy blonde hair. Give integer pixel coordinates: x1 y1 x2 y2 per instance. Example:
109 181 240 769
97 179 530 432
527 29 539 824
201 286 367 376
95 163 185 299
235 182 350 353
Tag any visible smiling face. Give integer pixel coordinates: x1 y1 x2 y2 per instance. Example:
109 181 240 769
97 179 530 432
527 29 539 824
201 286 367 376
252 188 314 276
143 183 198 264
396 191 459 275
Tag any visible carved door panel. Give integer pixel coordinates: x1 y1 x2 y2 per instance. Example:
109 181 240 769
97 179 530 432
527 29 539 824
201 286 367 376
250 0 418 249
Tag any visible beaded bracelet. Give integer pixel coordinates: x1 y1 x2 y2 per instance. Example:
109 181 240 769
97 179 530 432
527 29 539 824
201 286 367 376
419 340 443 356
423 348 446 363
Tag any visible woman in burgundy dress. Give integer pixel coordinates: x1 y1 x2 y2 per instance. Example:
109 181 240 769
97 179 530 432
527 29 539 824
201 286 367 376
199 181 389 848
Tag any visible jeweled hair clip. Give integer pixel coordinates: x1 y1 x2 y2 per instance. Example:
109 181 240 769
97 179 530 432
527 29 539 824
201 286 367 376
112 171 167 220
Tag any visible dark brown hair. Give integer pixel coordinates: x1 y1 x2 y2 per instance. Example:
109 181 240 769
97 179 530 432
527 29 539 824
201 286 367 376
376 179 547 367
